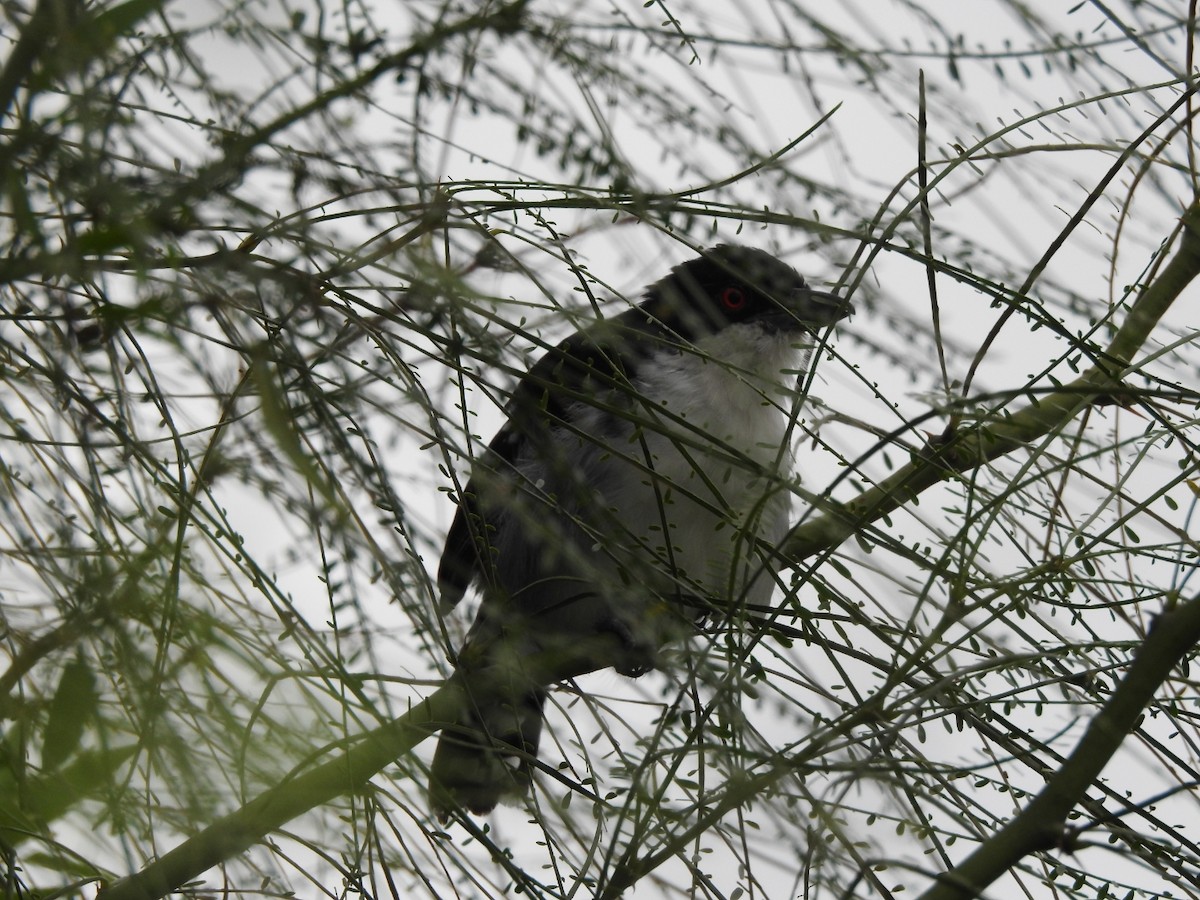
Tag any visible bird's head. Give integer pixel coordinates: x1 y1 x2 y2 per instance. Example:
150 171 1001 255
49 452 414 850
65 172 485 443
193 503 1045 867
642 244 852 341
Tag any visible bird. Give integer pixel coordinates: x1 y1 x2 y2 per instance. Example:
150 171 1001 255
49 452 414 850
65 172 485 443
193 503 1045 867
429 244 852 818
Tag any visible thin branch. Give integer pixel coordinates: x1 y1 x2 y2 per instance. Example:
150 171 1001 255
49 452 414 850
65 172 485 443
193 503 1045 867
96 686 454 900
784 199 1200 564
917 592 1200 900
96 200 1200 900
95 633 627 900
599 199 1200 898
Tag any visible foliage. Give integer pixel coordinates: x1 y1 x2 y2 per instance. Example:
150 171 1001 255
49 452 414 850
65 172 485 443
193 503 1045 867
0 1 1198 899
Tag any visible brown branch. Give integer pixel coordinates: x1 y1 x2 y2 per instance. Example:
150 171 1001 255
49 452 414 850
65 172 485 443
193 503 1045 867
99 202 1200 899
783 200 1200 564
918 593 1200 900
95 634 624 900
602 200 1200 898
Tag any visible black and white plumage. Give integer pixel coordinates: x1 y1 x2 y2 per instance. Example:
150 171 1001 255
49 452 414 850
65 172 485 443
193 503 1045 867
429 244 852 817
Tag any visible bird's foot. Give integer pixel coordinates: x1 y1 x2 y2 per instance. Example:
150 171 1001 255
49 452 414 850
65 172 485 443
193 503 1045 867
597 616 659 678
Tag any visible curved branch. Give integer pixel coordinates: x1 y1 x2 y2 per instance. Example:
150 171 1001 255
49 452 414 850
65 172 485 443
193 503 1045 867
783 200 1200 564
602 200 1200 899
96 685 455 900
918 593 1200 900
99 203 1200 900
95 634 624 900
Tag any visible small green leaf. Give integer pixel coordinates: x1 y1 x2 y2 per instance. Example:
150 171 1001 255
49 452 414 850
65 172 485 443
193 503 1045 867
41 659 97 772
20 744 138 833
89 0 165 44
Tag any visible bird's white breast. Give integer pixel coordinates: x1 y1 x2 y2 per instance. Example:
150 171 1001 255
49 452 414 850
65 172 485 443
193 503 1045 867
567 324 808 607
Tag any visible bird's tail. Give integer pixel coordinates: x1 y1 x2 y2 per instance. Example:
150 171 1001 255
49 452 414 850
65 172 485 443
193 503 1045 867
429 675 547 819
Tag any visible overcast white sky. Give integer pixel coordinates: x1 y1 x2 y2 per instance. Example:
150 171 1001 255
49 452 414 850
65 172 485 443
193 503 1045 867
4 1 1196 897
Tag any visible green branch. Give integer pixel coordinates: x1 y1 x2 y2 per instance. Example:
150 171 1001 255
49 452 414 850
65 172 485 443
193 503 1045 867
163 1 528 211
783 200 1200 563
99 203 1200 899
96 634 625 900
0 0 529 287
96 687 455 900
604 201 1200 897
918 593 1200 900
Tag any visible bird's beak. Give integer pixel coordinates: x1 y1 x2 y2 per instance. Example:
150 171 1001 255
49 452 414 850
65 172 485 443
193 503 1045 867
795 286 854 326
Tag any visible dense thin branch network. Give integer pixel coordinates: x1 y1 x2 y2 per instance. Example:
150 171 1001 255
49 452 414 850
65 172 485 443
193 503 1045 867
0 2 1198 900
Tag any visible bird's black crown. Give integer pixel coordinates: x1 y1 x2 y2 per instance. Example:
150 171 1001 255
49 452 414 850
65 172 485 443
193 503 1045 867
643 244 849 338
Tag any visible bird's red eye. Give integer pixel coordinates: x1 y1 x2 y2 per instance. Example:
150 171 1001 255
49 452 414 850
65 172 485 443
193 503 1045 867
721 287 746 310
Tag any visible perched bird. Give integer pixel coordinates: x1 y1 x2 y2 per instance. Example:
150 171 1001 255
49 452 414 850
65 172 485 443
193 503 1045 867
430 244 851 817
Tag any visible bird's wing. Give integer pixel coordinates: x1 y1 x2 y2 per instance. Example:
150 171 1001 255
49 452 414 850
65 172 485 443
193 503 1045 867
436 422 522 611
436 307 668 611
